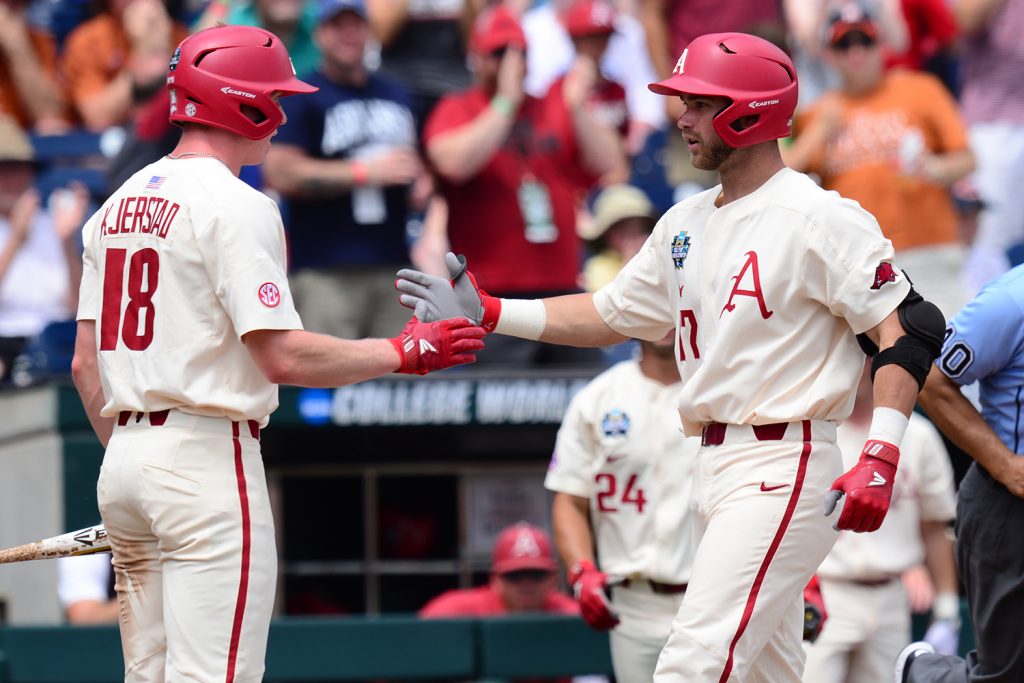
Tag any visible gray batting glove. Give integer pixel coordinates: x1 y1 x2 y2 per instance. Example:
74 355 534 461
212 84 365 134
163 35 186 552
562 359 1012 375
396 252 490 325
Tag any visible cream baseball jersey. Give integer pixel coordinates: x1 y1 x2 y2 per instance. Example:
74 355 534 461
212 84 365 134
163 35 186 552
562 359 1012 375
818 413 956 581
77 157 302 424
593 168 911 436
545 360 699 583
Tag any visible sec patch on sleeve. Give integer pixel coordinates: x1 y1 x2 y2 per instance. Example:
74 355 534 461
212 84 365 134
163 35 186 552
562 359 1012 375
258 282 281 308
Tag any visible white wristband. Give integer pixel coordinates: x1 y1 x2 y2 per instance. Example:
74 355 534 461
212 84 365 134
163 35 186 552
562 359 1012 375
494 298 546 340
933 592 960 622
867 407 909 446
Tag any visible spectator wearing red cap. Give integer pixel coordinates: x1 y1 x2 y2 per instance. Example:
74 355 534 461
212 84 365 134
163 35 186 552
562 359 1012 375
522 0 664 155
787 2 975 320
419 522 578 616
422 5 625 367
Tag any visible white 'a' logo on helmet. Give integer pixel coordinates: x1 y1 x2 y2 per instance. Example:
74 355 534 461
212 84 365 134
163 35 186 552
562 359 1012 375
673 49 688 75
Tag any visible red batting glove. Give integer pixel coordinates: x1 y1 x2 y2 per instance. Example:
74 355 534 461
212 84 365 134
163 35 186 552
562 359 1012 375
803 575 827 643
569 560 619 631
388 316 486 375
824 440 899 532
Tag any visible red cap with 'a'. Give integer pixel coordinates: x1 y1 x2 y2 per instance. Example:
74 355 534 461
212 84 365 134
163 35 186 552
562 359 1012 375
564 0 616 39
491 522 559 574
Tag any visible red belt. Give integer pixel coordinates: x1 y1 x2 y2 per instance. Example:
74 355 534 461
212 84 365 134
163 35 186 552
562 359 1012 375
118 409 170 427
701 421 792 447
117 410 260 440
622 578 688 595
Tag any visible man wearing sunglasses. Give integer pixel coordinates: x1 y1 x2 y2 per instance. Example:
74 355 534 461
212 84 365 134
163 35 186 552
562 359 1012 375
787 2 975 322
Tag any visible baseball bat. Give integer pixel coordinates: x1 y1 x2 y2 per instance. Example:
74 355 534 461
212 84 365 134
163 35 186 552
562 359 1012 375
0 524 110 564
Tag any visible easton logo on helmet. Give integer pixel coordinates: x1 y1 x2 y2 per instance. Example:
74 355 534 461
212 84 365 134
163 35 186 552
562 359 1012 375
749 99 780 109
221 86 257 99
871 262 898 290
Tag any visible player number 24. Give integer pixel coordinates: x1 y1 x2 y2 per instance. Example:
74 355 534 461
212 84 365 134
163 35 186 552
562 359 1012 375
100 247 160 351
595 473 647 513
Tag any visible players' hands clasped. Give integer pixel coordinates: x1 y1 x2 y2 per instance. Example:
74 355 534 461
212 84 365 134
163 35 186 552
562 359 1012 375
388 316 486 375
569 560 620 631
824 440 899 532
396 252 501 330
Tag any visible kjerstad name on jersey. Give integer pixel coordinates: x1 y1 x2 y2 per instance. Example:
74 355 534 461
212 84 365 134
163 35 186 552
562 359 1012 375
99 195 181 239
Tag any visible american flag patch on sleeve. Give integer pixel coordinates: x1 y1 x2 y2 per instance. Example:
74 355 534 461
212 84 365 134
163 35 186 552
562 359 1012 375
145 176 166 190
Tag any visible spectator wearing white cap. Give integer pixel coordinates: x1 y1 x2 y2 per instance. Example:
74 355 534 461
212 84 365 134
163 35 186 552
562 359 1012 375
578 184 655 293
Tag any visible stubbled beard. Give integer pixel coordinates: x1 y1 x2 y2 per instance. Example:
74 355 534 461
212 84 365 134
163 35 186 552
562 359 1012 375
692 134 734 170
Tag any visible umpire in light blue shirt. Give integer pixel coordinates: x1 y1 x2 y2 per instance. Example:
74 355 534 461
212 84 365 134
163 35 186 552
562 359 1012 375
896 264 1024 683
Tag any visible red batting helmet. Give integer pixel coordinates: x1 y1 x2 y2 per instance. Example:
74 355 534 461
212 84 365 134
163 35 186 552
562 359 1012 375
167 25 318 140
649 32 797 148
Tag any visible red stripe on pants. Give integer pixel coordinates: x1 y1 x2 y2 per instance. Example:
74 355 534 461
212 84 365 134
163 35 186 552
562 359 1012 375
226 421 252 683
719 420 813 683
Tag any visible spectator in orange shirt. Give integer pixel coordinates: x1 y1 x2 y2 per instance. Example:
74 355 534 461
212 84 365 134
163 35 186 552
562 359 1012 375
787 2 975 320
60 0 188 131
420 522 579 618
0 0 67 132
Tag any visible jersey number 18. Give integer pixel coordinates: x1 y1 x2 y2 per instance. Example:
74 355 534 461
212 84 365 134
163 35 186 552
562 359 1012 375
100 247 160 351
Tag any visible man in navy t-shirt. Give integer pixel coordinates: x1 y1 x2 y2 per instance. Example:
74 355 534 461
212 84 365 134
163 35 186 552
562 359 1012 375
264 0 423 339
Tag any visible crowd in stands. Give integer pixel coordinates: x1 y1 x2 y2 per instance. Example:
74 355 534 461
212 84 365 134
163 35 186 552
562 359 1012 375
1 0 1022 383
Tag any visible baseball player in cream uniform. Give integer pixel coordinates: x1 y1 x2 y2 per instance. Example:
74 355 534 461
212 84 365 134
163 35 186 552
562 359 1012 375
803 367 958 683
394 32 947 683
546 336 700 683
71 25 484 683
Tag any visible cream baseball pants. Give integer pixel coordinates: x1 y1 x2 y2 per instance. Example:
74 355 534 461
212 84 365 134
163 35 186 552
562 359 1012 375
98 409 275 683
654 420 842 683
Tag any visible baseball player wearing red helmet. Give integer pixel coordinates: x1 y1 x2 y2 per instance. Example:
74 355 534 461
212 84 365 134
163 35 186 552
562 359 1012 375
395 31 946 682
72 24 484 683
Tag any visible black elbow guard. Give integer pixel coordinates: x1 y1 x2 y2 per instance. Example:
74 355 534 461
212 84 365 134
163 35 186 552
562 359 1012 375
869 288 946 389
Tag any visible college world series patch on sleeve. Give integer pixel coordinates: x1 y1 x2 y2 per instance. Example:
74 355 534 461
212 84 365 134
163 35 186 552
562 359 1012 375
671 231 691 269
258 282 281 307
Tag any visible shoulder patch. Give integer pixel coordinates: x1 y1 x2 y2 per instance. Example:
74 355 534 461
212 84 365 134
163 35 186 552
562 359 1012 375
601 409 631 437
871 262 899 290
671 231 691 270
258 282 282 308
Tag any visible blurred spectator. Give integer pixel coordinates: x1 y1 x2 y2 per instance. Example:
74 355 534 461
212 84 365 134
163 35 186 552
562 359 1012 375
787 5 975 319
886 0 959 88
419 522 578 617
784 0 908 108
802 362 959 682
61 0 188 131
0 118 88 382
366 0 478 129
639 0 782 91
0 0 68 133
57 554 118 624
422 6 623 366
577 184 654 293
194 0 320 76
955 0 1024 294
522 0 664 155
264 0 420 339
